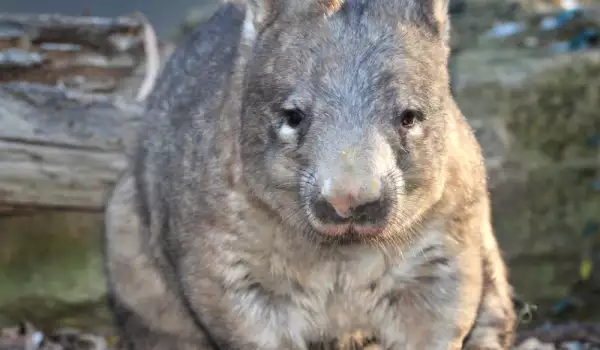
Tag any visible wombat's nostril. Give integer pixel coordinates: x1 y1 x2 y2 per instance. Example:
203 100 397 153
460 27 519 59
313 199 352 224
351 199 388 225
312 195 388 226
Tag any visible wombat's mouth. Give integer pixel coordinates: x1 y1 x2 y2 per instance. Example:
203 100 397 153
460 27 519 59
306 192 392 239
303 184 393 242
318 222 385 239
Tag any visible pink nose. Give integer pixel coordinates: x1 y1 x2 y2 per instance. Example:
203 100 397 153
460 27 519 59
321 180 382 219
326 193 357 218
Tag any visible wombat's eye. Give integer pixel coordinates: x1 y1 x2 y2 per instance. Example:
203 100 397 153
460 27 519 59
282 108 305 128
396 109 421 129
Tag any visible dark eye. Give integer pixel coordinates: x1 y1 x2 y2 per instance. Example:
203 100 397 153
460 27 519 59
397 109 421 129
283 108 305 128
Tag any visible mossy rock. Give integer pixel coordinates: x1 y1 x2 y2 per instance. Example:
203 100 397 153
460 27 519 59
0 211 111 331
469 54 600 309
0 296 113 334
494 56 600 259
451 32 600 308
453 48 600 107
492 166 599 258
502 60 600 163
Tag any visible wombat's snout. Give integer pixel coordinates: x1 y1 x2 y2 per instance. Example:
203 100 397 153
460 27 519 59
310 176 391 236
305 134 396 238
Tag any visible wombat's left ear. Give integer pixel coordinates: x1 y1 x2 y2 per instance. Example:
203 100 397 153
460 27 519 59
244 0 344 36
404 0 450 42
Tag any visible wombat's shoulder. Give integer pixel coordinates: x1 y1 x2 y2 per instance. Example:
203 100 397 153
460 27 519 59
128 1 248 224
132 0 246 164
145 1 246 114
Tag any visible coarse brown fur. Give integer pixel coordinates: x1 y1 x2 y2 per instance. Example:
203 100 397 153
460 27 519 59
103 0 516 349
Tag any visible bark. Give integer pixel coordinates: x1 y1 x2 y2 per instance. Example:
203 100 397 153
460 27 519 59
0 82 143 211
0 12 146 93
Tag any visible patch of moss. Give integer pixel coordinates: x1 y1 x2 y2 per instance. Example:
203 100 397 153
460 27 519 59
0 211 109 330
0 296 113 333
493 167 600 255
503 61 600 163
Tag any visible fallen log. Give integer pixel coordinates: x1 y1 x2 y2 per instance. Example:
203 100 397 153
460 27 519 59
0 11 170 98
0 13 145 91
0 11 171 212
0 82 143 212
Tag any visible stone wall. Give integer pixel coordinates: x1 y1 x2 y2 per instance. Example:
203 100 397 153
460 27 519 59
454 46 600 312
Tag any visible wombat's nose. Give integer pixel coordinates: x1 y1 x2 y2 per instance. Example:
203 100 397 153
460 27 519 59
325 193 357 219
313 179 387 225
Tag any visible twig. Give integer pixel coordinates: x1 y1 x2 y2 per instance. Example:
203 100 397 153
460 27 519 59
132 12 160 102
515 323 600 345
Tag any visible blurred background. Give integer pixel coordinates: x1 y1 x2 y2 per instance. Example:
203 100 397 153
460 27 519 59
0 0 599 349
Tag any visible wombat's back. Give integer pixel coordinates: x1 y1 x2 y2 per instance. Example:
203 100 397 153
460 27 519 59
104 3 247 349
130 1 247 237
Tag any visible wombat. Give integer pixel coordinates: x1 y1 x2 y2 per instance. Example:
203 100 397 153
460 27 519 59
103 0 517 349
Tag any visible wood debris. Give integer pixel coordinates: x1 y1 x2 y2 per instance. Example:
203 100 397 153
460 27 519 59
0 12 170 212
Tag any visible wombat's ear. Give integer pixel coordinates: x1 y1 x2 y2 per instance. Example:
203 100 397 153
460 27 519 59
244 0 345 38
244 0 276 36
404 0 450 41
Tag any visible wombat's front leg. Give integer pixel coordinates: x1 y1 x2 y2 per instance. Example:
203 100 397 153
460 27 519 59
381 246 483 350
389 299 475 350
462 232 517 350
461 286 516 350
175 249 303 350
104 175 213 350
111 298 213 350
308 331 382 350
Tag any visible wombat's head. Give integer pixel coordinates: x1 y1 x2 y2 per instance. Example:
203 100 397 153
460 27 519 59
240 0 453 244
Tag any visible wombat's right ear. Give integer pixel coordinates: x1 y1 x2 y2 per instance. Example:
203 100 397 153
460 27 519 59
243 0 345 40
402 0 450 42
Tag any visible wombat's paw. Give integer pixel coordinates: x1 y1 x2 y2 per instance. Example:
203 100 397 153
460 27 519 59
307 331 381 350
336 330 381 350
462 341 507 350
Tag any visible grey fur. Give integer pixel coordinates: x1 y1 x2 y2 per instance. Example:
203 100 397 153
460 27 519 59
103 0 516 349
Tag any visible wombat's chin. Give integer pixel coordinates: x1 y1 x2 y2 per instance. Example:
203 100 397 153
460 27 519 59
315 223 385 242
